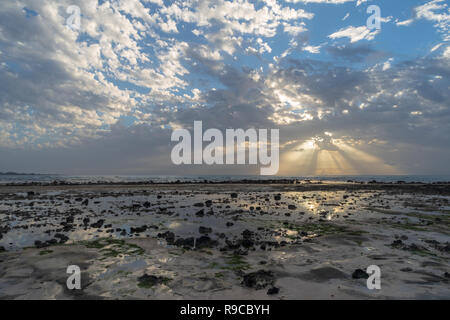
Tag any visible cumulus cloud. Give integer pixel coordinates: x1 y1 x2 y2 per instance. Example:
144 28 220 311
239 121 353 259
0 0 449 175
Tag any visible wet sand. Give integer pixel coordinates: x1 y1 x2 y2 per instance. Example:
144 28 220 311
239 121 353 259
0 182 449 299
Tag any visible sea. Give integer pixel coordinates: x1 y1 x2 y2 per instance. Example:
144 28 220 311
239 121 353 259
1 174 450 185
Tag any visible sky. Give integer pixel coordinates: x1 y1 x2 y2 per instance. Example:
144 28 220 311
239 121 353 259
0 0 449 176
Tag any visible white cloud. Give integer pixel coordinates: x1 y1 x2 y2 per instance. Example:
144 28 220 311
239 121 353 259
329 26 380 43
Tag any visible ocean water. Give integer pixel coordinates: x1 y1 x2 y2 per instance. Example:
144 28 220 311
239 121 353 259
1 174 450 184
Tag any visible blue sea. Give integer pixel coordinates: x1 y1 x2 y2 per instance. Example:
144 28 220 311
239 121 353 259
1 174 450 184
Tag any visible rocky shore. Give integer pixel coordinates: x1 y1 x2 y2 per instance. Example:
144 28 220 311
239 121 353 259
0 182 449 299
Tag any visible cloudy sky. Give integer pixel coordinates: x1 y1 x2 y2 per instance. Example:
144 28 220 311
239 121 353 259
0 0 449 176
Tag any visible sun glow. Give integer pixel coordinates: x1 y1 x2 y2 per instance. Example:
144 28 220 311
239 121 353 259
280 134 401 176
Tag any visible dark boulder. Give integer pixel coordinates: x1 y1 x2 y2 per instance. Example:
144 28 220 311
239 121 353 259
242 270 275 289
199 226 212 234
352 269 369 279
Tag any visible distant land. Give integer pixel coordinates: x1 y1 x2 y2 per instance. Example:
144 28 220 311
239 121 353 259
0 172 45 176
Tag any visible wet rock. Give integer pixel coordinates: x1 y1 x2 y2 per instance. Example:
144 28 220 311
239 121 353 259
82 218 90 226
225 240 240 250
131 225 148 233
195 236 218 249
242 270 275 290
34 240 50 248
234 249 248 256
66 216 74 224
242 229 254 239
137 274 170 288
175 237 195 249
391 239 404 248
157 231 175 245
143 201 151 208
241 239 254 248
54 233 69 243
199 226 212 234
267 287 279 295
47 239 58 245
90 219 105 228
352 269 369 279
195 209 205 217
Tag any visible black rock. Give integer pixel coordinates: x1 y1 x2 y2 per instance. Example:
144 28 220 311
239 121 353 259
195 236 218 249
391 239 404 248
54 233 69 243
193 203 204 207
195 209 205 217
242 270 275 289
231 193 238 199
175 237 195 249
205 200 213 207
0 246 5 252
226 222 234 227
444 272 450 279
274 194 281 201
288 205 296 210
131 225 148 233
34 240 49 248
90 219 105 228
138 274 169 288
81 199 89 206
267 287 279 295
199 226 212 234
241 239 254 248
47 239 58 245
242 229 254 239
143 201 151 208
157 231 175 245
352 269 369 279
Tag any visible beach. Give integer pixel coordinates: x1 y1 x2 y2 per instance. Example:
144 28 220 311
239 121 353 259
0 181 449 299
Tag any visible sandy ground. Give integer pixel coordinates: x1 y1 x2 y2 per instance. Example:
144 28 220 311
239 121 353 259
0 183 449 300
